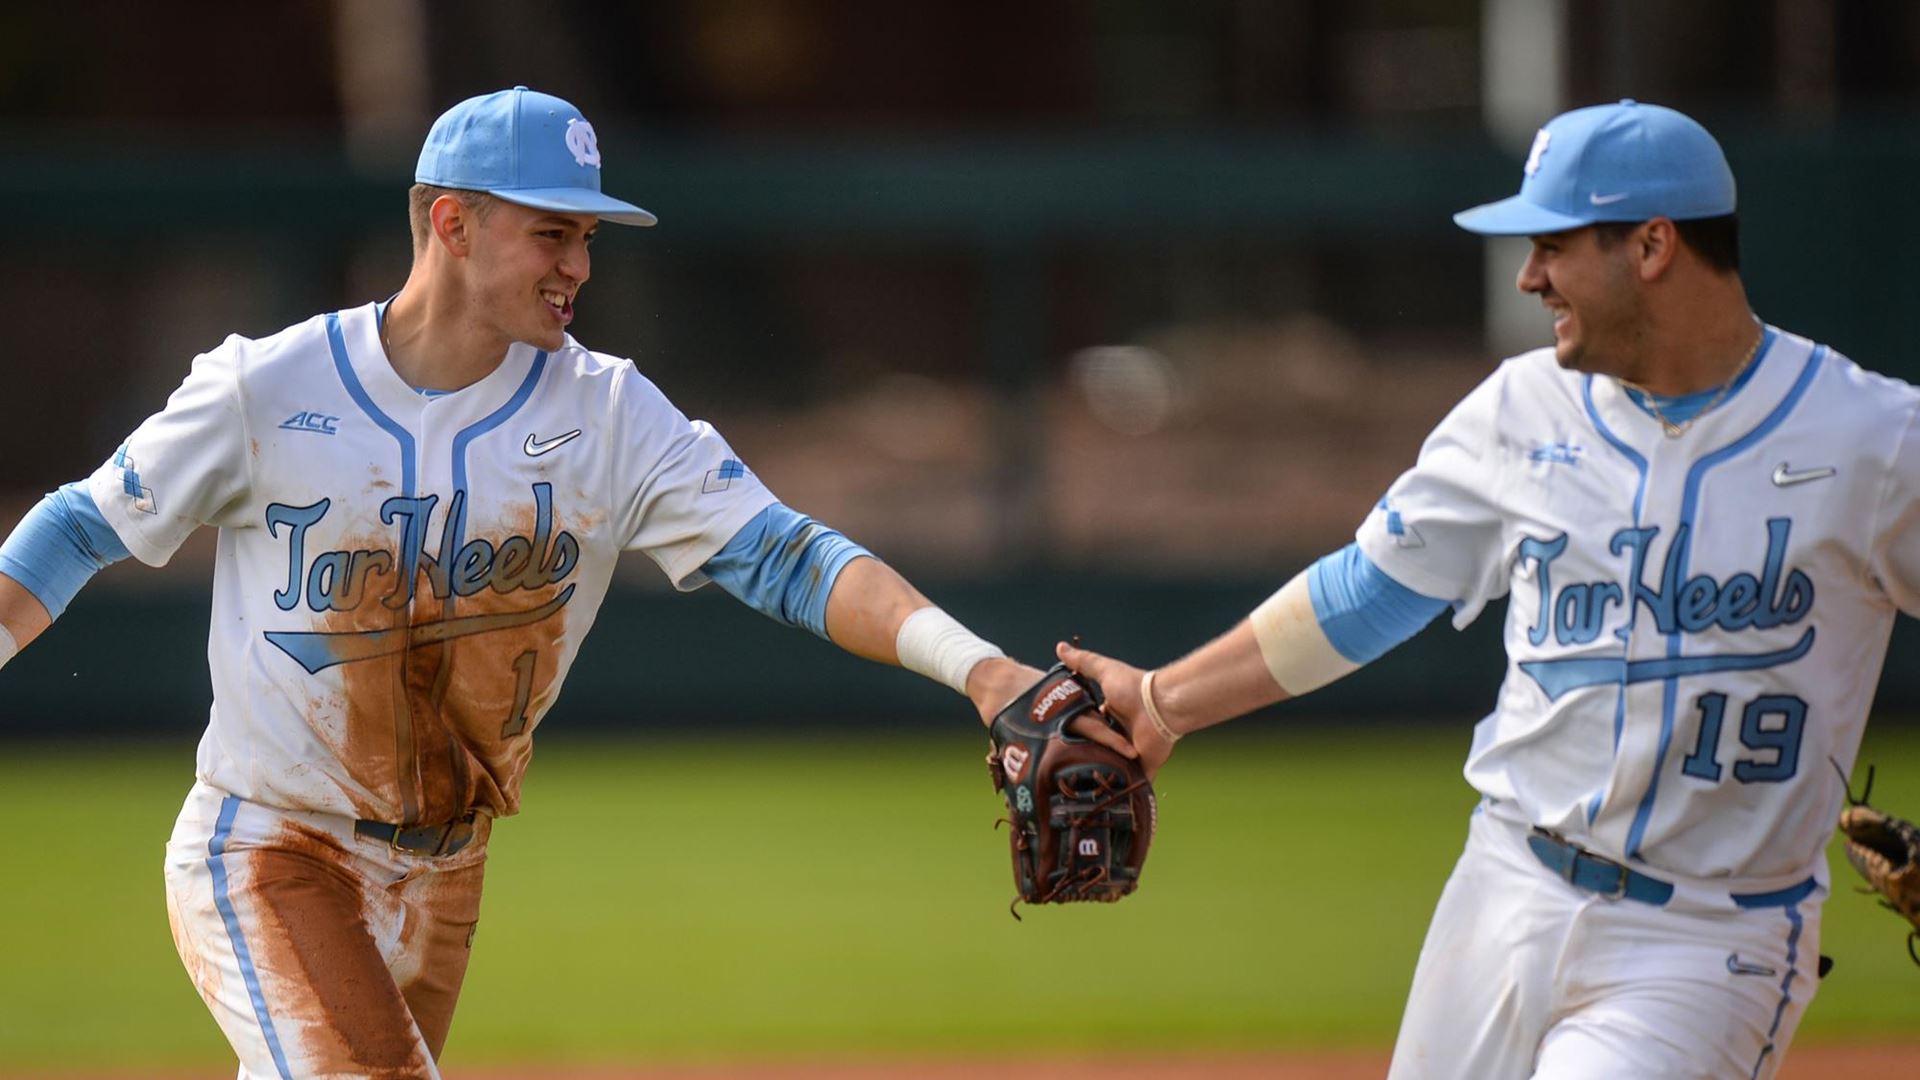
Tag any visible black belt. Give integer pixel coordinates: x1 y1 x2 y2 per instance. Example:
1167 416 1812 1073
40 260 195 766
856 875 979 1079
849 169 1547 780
355 811 480 857
1527 828 1674 905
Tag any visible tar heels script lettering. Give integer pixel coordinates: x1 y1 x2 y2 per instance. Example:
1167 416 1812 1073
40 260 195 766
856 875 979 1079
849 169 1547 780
1516 518 1815 701
260 482 579 674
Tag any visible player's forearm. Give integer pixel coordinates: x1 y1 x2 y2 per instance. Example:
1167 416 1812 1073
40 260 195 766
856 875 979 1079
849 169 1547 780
1156 552 1441 736
0 571 53 661
823 557 1035 719
821 555 932 665
1150 619 1294 737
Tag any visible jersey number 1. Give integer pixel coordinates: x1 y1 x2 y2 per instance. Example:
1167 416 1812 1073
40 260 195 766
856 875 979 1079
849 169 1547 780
501 649 536 738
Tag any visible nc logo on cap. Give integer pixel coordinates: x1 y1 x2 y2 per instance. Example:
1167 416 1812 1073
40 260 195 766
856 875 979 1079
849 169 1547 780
565 118 601 169
1523 129 1551 177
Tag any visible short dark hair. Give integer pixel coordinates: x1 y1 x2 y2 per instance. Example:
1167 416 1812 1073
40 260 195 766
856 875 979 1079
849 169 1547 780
408 184 497 253
1592 214 1740 274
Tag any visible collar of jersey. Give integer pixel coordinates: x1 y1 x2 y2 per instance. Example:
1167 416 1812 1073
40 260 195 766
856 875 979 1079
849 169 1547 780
335 301 546 428
372 297 446 398
1619 340 1768 427
1586 324 1795 447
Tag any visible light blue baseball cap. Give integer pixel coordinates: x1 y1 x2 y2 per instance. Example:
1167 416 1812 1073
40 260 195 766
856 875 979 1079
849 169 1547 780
416 86 656 226
1454 99 1734 236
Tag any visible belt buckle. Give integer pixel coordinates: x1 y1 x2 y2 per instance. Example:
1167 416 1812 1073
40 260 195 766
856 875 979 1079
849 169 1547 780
1591 855 1630 900
386 823 420 857
379 812 476 857
386 820 447 857
1541 828 1630 900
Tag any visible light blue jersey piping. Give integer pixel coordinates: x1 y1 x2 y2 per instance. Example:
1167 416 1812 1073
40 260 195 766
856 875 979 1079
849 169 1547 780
1580 378 1652 823
1747 903 1804 1079
1624 335 1824 860
208 797 294 1079
325 312 417 498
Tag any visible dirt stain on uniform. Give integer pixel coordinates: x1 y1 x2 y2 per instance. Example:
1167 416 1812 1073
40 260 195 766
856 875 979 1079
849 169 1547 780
308 530 413 822
295 485 583 827
248 823 432 1077
389 822 489 1057
166 892 225 1009
313 507 576 825
412 504 571 821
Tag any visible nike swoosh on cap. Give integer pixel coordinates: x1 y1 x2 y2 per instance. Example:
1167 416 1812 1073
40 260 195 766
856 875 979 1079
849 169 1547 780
1589 192 1631 205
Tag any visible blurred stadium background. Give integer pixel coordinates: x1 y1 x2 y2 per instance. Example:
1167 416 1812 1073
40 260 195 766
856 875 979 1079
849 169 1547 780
5 0 1919 729
2 0 1918 1074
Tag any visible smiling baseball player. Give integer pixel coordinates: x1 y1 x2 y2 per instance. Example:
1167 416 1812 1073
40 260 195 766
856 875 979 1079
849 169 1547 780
0 87 1126 1078
1061 100 1920 1078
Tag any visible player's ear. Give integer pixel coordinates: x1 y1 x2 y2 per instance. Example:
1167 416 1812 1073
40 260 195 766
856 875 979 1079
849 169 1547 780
1635 218 1680 282
429 195 474 258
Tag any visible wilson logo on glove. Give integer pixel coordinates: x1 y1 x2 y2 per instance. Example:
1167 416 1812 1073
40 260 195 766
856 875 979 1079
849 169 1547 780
1029 680 1084 725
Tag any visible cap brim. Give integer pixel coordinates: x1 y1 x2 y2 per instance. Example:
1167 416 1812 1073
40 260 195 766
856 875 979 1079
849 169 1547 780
492 187 657 227
1452 194 1592 236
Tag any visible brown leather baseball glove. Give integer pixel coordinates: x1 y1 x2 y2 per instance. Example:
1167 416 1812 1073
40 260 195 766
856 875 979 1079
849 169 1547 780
986 663 1154 917
1836 773 1920 965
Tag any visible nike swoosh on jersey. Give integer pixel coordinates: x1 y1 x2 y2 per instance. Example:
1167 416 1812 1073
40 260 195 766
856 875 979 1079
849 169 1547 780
524 430 583 457
1519 627 1814 701
1589 192 1630 205
1726 953 1778 977
1771 462 1836 487
263 584 575 674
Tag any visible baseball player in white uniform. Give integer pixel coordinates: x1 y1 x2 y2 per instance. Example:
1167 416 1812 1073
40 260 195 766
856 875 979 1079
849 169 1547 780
1062 100 1920 1078
0 87 1131 1078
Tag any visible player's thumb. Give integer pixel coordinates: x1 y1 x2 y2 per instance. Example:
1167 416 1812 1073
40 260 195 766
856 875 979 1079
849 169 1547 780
1056 639 1104 673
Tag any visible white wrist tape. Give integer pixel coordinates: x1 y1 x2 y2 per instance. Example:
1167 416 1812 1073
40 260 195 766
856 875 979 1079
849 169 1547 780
895 606 1005 696
1249 572 1360 696
0 624 17 672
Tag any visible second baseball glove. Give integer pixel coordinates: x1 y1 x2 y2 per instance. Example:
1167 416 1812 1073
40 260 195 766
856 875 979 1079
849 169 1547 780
986 663 1155 916
1838 795 1920 964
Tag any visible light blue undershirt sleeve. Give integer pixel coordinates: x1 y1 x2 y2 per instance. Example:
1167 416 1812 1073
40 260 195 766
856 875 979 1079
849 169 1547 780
0 481 133 619
701 504 873 640
1307 542 1450 664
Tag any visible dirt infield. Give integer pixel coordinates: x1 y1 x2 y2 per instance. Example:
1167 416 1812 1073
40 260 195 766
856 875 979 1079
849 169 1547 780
470 1044 1917 1078
24 1044 1915 1078
453 1044 1915 1077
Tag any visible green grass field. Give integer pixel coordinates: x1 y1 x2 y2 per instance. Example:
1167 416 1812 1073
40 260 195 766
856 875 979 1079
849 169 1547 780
2 723 1917 1071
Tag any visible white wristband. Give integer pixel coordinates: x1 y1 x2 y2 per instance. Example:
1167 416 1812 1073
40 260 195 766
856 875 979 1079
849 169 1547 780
1139 669 1182 743
1249 571 1360 696
895 606 1005 696
0 624 17 672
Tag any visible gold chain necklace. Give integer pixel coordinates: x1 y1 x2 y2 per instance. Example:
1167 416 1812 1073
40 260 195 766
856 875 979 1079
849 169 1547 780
1627 321 1764 438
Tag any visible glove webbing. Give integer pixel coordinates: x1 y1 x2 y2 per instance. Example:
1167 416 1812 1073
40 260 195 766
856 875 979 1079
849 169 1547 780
1833 759 1920 967
1018 772 1151 914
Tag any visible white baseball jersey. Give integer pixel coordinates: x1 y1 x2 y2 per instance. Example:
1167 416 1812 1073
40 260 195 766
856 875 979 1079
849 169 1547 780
88 301 775 825
1359 326 1920 892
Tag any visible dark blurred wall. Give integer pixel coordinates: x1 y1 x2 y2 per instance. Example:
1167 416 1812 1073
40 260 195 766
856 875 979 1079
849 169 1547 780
1 1 1918 732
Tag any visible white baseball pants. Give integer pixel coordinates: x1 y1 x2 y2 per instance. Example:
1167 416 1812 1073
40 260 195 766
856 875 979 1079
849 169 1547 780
162 781 490 1079
1388 807 1821 1080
